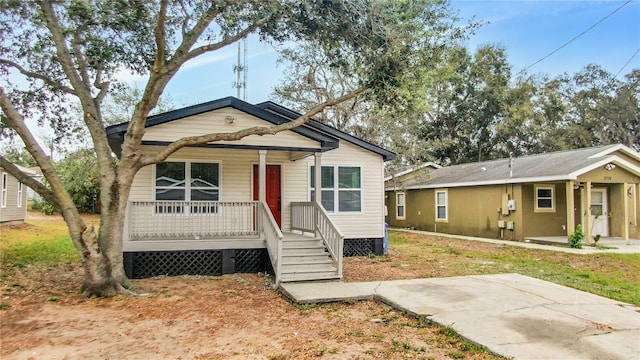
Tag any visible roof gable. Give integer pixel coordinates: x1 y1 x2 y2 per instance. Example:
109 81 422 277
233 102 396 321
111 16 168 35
106 97 339 155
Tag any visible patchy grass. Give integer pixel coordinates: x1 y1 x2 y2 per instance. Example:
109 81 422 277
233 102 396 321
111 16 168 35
344 231 640 306
0 212 100 271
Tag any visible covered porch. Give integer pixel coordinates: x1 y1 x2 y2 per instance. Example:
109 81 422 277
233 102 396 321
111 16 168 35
123 149 344 285
562 180 638 244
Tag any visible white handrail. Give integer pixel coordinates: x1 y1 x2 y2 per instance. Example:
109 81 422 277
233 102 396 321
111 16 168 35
291 201 344 278
128 201 259 239
260 201 284 286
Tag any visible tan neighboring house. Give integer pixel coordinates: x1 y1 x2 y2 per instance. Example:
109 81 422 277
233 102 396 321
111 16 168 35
106 97 395 284
385 145 640 242
0 165 36 226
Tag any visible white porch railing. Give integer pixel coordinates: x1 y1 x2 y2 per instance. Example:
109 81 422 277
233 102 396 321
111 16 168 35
290 201 344 278
259 201 284 285
128 201 259 239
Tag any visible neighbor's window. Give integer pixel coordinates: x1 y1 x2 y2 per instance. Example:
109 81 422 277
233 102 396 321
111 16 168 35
310 166 361 213
154 161 220 213
1 172 7 208
535 185 554 212
396 192 406 219
435 189 448 221
17 182 23 208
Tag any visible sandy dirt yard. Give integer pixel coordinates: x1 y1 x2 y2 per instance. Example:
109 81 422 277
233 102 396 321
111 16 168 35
1 216 500 359
0 262 498 360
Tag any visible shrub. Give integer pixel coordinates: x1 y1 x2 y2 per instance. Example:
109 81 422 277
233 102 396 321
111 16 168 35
568 224 584 249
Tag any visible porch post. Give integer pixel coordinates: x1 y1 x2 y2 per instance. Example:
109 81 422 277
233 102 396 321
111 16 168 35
258 150 267 203
313 152 322 238
314 152 322 204
622 182 629 241
566 181 575 237
584 181 592 245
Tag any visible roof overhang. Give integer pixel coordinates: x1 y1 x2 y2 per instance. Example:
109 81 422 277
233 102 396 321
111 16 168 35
384 162 442 181
386 155 640 191
106 97 339 157
256 101 396 161
588 144 640 162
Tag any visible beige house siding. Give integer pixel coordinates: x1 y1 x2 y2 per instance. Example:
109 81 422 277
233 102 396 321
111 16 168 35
126 136 386 245
521 183 567 238
142 108 319 149
300 141 385 239
0 168 28 224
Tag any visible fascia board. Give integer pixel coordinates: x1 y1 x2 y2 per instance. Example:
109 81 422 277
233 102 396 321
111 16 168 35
589 144 640 161
402 175 575 190
569 155 640 178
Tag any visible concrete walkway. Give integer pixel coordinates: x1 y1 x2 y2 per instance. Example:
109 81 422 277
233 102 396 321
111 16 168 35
393 228 640 254
280 274 640 360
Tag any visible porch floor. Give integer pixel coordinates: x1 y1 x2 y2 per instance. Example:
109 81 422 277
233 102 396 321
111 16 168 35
525 236 640 252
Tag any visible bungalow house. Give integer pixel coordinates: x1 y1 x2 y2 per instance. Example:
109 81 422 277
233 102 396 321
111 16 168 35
106 97 395 284
0 165 36 226
385 145 640 243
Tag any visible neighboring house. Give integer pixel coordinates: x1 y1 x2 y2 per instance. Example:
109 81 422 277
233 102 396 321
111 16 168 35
0 165 36 226
107 97 395 284
385 145 640 242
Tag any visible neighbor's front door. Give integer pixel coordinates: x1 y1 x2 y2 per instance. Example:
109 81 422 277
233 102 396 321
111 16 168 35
590 188 609 237
253 164 282 228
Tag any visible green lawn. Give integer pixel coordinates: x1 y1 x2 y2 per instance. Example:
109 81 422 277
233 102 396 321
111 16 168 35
385 231 640 306
0 213 97 271
2 215 639 307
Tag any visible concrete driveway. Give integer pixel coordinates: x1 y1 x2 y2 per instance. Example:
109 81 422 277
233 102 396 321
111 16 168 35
280 274 640 360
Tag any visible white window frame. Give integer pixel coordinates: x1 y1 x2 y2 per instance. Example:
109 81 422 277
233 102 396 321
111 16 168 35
310 165 362 214
153 160 221 215
17 182 23 208
435 189 448 222
1 172 7 208
396 192 406 220
534 184 555 212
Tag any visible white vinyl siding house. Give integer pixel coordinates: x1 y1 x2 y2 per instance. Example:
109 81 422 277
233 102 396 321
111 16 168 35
109 97 395 281
0 166 35 226
126 136 387 247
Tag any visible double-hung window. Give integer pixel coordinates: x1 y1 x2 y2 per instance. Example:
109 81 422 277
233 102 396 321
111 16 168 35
435 189 447 221
396 192 406 219
534 184 554 212
310 166 361 213
155 161 220 214
1 173 7 208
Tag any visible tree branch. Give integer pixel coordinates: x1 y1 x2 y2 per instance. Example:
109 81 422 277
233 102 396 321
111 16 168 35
71 24 93 90
153 0 169 72
0 87 68 212
37 0 89 99
141 87 369 166
0 59 76 95
0 156 60 209
180 15 273 66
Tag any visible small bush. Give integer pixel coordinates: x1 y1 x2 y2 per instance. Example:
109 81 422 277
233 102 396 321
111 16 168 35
40 201 55 215
568 224 584 249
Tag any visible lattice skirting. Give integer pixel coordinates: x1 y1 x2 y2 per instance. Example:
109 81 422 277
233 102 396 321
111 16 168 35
343 238 383 257
124 249 270 279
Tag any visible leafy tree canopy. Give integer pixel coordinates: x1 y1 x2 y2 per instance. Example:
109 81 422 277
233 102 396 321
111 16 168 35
0 0 464 296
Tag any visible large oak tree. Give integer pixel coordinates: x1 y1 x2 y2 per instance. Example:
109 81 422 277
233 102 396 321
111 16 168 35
0 0 460 296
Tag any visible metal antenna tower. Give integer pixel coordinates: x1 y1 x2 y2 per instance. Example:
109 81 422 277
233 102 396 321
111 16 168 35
233 38 248 100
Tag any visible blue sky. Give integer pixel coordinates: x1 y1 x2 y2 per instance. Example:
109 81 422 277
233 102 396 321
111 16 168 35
158 0 639 108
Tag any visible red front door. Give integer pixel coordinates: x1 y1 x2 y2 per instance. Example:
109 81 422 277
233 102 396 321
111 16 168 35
253 164 282 228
